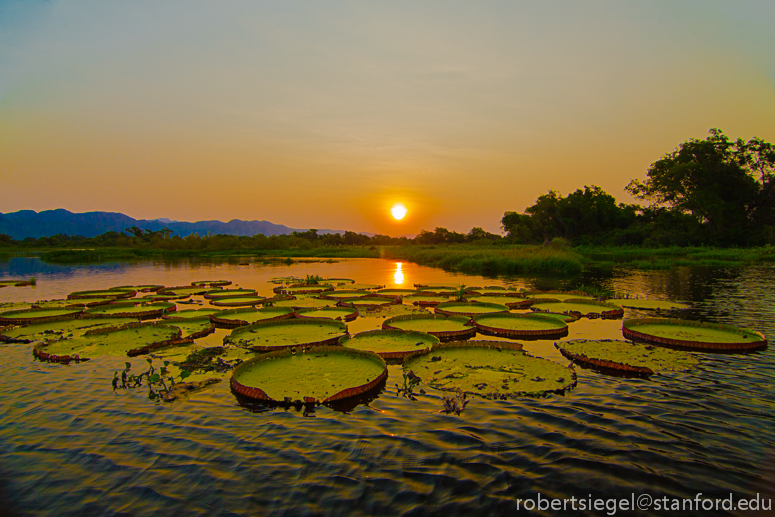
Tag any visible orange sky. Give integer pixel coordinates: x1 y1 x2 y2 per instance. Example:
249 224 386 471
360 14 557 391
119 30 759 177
1 1 774 235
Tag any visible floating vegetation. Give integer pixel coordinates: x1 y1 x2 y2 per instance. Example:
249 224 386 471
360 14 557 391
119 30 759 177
295 306 358 322
170 319 216 339
338 295 400 309
464 286 507 295
0 307 84 325
210 307 295 329
556 339 699 376
34 321 186 363
403 293 451 307
323 278 355 285
191 280 232 287
111 284 163 293
230 346 387 404
414 283 458 289
273 284 334 295
375 289 418 297
525 291 595 301
85 302 175 320
210 296 267 307
270 296 337 309
159 286 213 297
339 329 438 359
1 317 136 343
0 279 36 287
319 290 370 300
472 313 569 339
346 283 384 291
622 318 767 351
530 299 624 319
111 358 211 402
68 289 136 300
463 294 533 309
612 299 691 311
139 293 187 301
36 297 115 308
203 288 256 299
224 318 347 352
382 314 475 342
434 301 509 318
162 308 222 321
403 341 576 399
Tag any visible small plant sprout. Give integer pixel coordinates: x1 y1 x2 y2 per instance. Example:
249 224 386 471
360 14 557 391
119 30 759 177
396 370 421 400
112 358 191 401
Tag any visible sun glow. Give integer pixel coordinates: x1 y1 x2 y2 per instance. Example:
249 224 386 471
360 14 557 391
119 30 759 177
390 203 408 221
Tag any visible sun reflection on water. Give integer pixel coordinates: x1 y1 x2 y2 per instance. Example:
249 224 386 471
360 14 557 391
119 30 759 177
393 262 404 285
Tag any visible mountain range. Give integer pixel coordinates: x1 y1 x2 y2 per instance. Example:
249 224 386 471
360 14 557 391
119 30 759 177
0 209 352 239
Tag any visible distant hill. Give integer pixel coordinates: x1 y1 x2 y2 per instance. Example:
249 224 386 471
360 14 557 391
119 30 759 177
0 209 352 239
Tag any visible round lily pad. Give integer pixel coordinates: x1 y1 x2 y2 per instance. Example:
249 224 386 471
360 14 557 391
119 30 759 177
85 302 174 319
375 289 418 297
556 339 699 375
612 299 691 311
163 308 223 321
171 319 216 339
157 286 212 297
323 278 355 285
273 284 335 295
295 307 358 322
414 283 458 289
224 318 348 352
230 346 387 404
319 290 370 300
1 317 136 344
403 293 451 307
210 296 267 307
382 314 476 342
0 307 84 325
0 279 35 287
138 293 187 301
524 290 593 301
464 295 533 309
33 298 111 309
622 318 767 351
530 299 624 319
346 283 384 291
33 321 185 362
210 307 295 329
338 296 400 309
203 288 256 299
270 297 337 309
111 284 163 292
339 329 438 359
403 341 576 398
192 280 232 287
434 301 509 318
67 289 136 300
464 286 507 295
472 313 569 339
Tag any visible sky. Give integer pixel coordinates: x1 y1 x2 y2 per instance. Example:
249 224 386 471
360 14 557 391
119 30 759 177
1 1 774 236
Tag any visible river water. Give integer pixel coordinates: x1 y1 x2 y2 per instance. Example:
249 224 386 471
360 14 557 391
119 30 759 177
0 257 773 516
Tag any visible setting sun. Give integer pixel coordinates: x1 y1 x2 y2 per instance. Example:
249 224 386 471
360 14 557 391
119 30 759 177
390 203 408 221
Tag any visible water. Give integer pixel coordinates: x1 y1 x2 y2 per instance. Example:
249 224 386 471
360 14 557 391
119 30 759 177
1 258 774 516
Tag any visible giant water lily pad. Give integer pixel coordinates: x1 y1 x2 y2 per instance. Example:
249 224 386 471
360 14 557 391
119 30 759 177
526 292 595 301
382 314 475 342
339 329 438 359
171 319 216 339
270 297 337 309
230 346 387 404
86 302 174 319
1 317 136 343
434 301 509 318
36 297 114 309
224 318 347 352
68 289 135 300
274 284 334 295
210 296 267 307
612 299 691 311
531 299 624 319
163 308 223 321
159 286 213 297
34 322 184 362
375 289 418 297
622 318 767 351
111 284 163 293
403 293 450 307
338 295 399 309
192 280 232 287
464 286 509 295
210 307 295 329
556 339 698 375
0 279 35 287
403 341 576 398
204 288 256 299
346 283 384 291
0 307 84 325
472 313 569 339
323 278 355 285
319 290 370 300
464 295 532 309
295 307 358 322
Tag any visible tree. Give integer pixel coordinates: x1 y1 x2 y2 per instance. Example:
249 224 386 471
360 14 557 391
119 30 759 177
626 128 775 245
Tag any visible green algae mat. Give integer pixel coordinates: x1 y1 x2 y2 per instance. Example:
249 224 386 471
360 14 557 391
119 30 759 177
203 288 256 299
225 318 347 352
163 308 222 321
231 346 387 404
382 314 475 341
34 322 184 362
472 313 568 339
612 299 691 311
463 295 532 309
434 301 509 318
556 339 698 375
1 317 136 343
295 307 358 322
211 307 295 328
210 296 267 307
622 318 767 351
403 341 576 399
530 299 623 318
339 329 438 359
0 307 84 325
